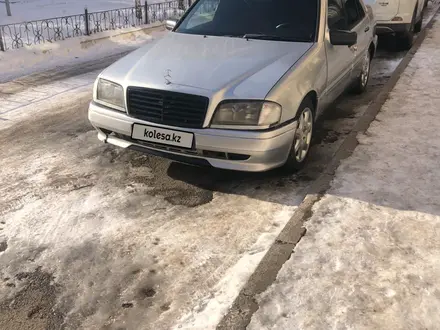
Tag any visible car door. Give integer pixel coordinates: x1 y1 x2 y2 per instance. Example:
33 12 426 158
324 0 356 103
345 0 371 80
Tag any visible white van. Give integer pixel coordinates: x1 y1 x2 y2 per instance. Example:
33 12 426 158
365 0 427 49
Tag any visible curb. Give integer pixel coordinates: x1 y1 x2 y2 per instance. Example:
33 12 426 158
217 7 440 330
79 22 165 48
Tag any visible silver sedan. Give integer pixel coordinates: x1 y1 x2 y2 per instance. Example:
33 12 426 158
89 0 378 172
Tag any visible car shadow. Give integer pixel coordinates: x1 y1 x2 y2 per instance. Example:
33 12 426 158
159 43 408 207
160 94 363 208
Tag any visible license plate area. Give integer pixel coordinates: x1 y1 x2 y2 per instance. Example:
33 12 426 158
131 124 194 149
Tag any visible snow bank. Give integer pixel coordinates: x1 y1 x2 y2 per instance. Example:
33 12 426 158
0 25 167 82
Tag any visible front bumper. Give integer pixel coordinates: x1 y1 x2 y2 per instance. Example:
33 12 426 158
88 102 298 172
376 22 411 35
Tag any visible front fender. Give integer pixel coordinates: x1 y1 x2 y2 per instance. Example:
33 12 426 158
265 43 326 122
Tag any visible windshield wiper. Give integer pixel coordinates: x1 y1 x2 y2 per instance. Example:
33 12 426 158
242 33 310 42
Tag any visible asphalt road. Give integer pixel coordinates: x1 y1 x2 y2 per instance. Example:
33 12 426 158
0 4 438 329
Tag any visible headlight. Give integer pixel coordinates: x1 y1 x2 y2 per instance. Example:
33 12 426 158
211 101 282 129
96 79 125 110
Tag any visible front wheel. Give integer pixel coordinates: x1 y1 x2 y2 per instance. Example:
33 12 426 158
351 50 371 94
283 98 314 172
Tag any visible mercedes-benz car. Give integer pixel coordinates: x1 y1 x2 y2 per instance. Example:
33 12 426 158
89 0 378 172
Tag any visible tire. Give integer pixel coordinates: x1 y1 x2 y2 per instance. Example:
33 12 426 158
398 31 414 50
397 9 416 50
414 11 423 33
283 98 314 172
350 49 371 94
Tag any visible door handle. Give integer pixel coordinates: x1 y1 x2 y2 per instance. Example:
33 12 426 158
364 26 370 32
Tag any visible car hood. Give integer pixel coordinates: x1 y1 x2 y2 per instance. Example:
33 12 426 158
101 32 313 99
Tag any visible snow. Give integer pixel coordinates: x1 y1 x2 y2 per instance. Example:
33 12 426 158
0 75 96 127
249 16 440 330
0 0 164 24
0 115 297 327
0 77 301 328
0 25 166 82
174 208 293 330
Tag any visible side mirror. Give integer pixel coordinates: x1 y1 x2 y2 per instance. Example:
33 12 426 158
330 30 357 46
165 19 177 31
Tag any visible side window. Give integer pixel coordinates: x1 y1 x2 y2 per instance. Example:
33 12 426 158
344 0 366 29
183 0 219 29
328 0 346 30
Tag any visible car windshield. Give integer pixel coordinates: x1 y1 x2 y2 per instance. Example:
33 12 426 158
175 0 319 42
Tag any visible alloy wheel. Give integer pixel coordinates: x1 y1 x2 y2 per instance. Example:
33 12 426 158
361 51 370 88
293 107 313 163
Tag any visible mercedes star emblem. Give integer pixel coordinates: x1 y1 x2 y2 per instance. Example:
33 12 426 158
164 69 172 85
